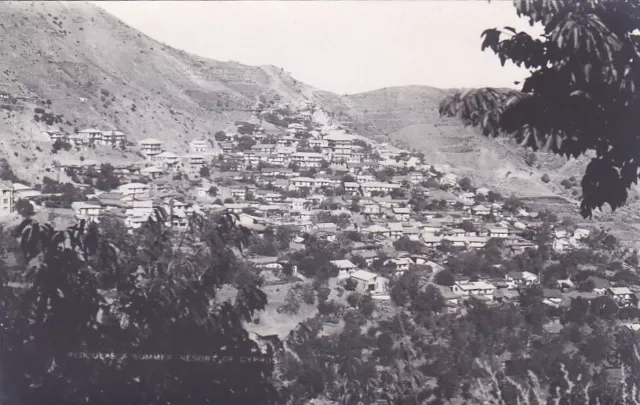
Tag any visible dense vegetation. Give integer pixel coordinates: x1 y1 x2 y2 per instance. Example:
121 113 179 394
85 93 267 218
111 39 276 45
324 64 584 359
0 211 281 405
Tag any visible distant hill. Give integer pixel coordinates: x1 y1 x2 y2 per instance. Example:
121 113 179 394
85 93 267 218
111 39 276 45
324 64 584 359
322 85 640 245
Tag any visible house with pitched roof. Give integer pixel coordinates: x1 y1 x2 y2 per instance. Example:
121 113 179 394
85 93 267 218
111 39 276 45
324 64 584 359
505 271 539 289
349 270 389 295
331 259 359 279
606 287 637 307
452 280 496 301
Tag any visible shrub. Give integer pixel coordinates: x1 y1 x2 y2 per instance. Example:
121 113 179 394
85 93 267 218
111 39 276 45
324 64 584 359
541 174 551 183
347 292 361 308
300 284 315 305
344 278 358 291
358 295 375 317
561 179 573 189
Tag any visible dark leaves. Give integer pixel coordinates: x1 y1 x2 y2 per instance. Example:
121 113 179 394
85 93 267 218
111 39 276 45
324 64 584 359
439 0 640 218
580 158 628 217
481 28 501 52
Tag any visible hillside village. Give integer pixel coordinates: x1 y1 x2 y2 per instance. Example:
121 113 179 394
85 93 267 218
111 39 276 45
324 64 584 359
4 94 639 325
2 3 640 404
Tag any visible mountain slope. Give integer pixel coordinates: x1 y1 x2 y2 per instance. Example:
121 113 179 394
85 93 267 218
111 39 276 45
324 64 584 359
325 85 640 245
0 1 320 182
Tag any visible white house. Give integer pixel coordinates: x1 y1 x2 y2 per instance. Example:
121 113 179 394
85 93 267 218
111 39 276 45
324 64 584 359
350 270 389 295
452 280 496 301
360 182 401 197
331 259 359 279
139 138 164 158
0 181 15 215
392 207 411 221
189 139 209 153
488 228 510 238
118 183 151 200
291 152 325 168
78 128 104 146
71 201 103 223
141 166 165 179
505 271 539 289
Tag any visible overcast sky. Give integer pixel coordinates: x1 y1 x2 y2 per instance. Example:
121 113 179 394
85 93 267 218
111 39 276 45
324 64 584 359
96 1 542 95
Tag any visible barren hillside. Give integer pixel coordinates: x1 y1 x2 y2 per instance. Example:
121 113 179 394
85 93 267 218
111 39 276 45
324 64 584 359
323 86 640 245
0 1 322 183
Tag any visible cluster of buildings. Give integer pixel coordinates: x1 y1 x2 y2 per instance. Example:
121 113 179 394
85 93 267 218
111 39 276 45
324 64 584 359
44 128 127 148
137 138 216 178
21 97 640 316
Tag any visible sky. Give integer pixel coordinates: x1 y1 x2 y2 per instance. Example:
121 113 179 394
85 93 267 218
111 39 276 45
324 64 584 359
96 1 543 95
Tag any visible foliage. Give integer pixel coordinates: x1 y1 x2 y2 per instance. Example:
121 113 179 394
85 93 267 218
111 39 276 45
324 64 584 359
346 292 361 308
41 176 86 208
358 295 375 317
237 135 257 151
0 158 20 183
15 199 34 218
207 186 218 197
199 166 211 179
94 163 121 192
278 288 301 316
434 269 455 286
458 176 474 192
51 139 72 153
1 212 280 404
439 0 640 218
393 236 424 254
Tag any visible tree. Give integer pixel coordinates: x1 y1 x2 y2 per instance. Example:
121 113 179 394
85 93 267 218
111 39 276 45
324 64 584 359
518 286 547 330
434 269 455 286
94 163 121 191
1 212 280 404
347 292 361 308
390 271 422 307
458 177 473 192
438 0 640 218
52 139 72 153
207 186 219 197
503 195 524 214
15 199 34 217
214 131 227 142
460 220 476 233
393 237 424 254
199 166 211 179
237 135 256 151
541 173 551 183
358 295 375 317
344 278 358 292
411 285 445 317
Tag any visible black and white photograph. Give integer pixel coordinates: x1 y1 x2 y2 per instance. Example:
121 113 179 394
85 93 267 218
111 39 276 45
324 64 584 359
2 0 640 404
